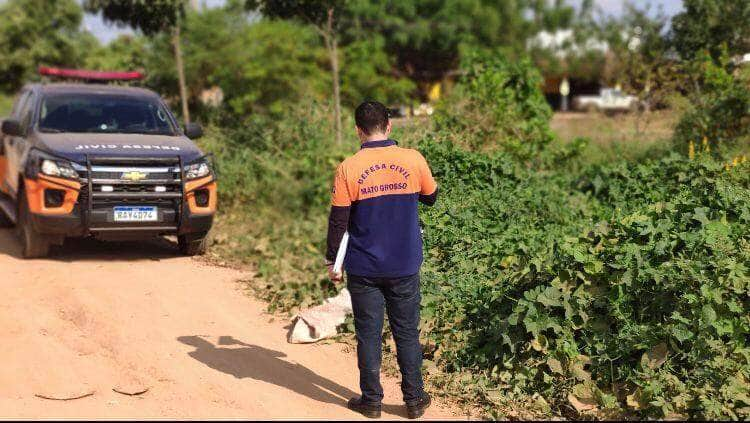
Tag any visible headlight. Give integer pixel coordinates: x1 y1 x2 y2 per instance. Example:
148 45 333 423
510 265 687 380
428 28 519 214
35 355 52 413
41 159 78 179
184 161 211 180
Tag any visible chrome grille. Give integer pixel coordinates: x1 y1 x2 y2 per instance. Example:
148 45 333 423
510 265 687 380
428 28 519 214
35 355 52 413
77 156 184 228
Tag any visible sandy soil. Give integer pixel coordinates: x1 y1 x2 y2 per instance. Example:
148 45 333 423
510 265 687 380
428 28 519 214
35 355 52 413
550 110 677 145
0 229 461 420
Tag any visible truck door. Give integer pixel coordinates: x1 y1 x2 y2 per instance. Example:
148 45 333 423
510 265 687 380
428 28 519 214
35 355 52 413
4 91 31 196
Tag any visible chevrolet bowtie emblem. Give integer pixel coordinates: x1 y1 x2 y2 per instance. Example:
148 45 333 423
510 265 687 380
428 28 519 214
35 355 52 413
121 171 147 182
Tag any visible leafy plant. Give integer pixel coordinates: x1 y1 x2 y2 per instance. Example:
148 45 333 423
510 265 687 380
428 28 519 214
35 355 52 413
433 50 555 164
201 103 355 311
419 141 750 419
674 50 750 150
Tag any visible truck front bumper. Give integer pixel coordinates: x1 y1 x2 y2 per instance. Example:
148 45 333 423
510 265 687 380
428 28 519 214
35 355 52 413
30 202 215 238
26 165 217 239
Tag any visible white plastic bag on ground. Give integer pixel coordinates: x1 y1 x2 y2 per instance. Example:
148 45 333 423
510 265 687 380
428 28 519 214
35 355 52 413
287 288 353 344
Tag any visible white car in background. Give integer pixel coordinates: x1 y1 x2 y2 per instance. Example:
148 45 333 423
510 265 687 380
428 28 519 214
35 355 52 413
573 88 639 113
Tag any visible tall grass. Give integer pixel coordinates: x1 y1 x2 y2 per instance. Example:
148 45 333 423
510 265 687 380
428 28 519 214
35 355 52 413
200 104 356 311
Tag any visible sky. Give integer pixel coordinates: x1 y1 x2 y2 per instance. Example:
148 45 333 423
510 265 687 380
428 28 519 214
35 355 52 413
82 0 685 45
583 0 683 17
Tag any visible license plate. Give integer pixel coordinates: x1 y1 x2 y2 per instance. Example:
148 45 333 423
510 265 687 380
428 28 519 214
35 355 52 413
113 206 158 222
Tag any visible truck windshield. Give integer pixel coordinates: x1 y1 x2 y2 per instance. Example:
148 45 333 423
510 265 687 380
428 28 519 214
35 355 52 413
39 94 177 135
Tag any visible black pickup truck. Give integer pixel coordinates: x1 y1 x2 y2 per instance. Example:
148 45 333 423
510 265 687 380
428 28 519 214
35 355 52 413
0 80 216 258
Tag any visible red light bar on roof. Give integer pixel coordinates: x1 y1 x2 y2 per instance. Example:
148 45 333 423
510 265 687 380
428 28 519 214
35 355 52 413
39 66 144 81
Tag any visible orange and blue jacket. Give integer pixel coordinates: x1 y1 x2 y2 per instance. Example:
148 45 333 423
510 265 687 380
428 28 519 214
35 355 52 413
326 139 438 278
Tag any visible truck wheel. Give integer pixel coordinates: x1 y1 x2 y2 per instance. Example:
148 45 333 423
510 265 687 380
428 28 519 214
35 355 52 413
178 234 207 256
17 190 50 259
0 210 13 228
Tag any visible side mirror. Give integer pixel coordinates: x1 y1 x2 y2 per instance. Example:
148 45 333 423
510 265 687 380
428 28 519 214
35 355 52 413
184 122 203 139
2 119 22 137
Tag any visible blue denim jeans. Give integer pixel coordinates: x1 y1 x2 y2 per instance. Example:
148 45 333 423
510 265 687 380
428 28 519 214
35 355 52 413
347 272 424 406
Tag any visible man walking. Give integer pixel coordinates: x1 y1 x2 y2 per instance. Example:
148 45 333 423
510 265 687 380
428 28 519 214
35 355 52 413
325 101 438 419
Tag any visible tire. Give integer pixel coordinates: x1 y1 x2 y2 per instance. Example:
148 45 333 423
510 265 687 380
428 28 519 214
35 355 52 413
0 209 13 228
178 234 208 256
17 190 50 259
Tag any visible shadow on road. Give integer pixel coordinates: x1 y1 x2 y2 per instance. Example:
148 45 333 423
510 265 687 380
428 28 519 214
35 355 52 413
0 228 181 262
177 335 411 417
178 335 357 410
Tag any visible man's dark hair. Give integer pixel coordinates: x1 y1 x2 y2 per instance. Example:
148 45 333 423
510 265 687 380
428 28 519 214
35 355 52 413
355 101 389 135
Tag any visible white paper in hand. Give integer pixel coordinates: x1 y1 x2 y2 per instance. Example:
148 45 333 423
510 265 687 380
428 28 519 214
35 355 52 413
333 232 349 275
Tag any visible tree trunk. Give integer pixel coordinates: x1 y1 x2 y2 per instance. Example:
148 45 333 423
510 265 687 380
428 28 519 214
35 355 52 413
172 26 190 124
326 8 342 146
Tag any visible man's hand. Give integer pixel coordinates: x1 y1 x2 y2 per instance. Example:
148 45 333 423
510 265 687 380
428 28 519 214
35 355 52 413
327 262 343 283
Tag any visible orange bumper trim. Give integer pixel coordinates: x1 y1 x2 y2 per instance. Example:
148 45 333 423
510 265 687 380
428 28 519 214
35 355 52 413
25 175 81 215
184 175 217 215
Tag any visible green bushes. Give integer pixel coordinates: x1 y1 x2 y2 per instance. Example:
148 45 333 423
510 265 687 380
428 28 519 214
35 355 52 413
419 142 750 419
674 51 750 150
205 105 345 211
201 103 358 311
433 50 555 162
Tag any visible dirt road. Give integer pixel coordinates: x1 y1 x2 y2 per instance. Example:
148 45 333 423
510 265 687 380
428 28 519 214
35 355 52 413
0 229 459 419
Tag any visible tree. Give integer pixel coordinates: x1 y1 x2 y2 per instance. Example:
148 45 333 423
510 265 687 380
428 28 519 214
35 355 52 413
246 0 348 145
174 3 252 116
84 0 193 123
344 0 538 88
155 4 411 121
671 0 750 62
528 0 576 32
209 19 329 118
674 49 750 148
433 50 554 161
247 0 545 144
340 36 415 107
0 0 91 93
84 34 149 72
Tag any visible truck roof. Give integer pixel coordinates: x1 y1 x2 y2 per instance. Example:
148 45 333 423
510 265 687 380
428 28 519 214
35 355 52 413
28 83 160 99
